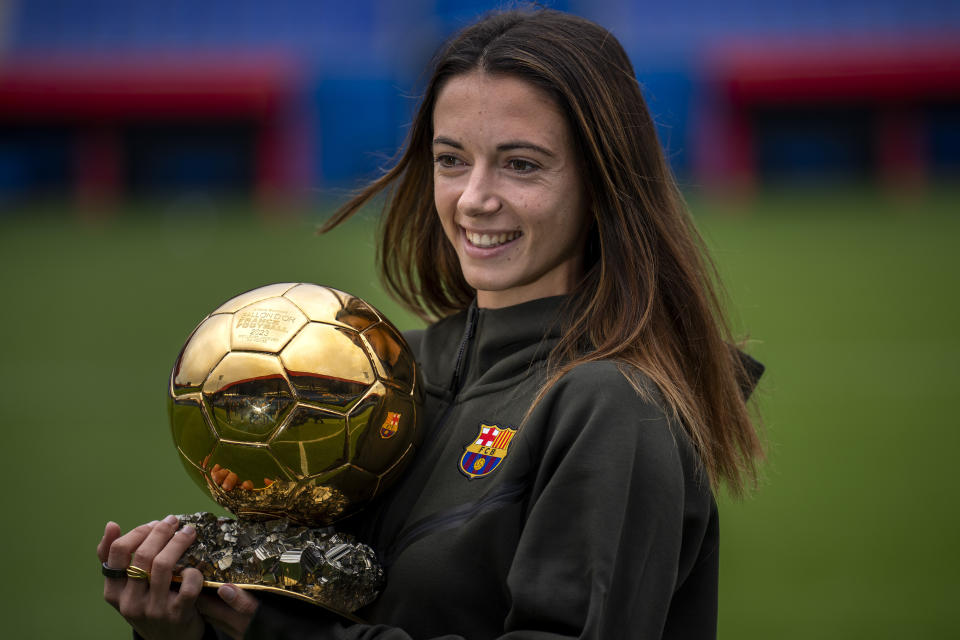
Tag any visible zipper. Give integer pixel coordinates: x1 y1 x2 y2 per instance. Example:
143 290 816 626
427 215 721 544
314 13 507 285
369 302 480 554
410 301 478 446
383 479 528 567
380 302 530 568
448 302 478 395
423 300 477 438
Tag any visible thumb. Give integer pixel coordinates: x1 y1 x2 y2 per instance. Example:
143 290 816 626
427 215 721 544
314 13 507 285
218 584 259 615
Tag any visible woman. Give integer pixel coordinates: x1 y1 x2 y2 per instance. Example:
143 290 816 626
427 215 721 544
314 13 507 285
98 8 763 639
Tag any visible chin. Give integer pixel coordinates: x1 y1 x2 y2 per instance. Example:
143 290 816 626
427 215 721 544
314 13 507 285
462 272 515 295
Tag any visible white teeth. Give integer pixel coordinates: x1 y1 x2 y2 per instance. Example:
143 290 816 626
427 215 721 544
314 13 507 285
466 230 521 248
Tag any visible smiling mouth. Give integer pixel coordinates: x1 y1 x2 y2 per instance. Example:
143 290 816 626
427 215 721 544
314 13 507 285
465 229 522 248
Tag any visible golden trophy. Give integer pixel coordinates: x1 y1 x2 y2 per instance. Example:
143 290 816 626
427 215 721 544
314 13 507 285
168 283 421 616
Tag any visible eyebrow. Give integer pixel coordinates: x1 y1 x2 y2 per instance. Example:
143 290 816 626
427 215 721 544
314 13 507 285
433 136 556 158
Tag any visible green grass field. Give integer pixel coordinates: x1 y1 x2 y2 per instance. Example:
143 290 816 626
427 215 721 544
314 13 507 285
1 189 957 638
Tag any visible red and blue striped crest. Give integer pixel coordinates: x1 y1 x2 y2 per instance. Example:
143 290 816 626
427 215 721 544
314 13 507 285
459 424 517 479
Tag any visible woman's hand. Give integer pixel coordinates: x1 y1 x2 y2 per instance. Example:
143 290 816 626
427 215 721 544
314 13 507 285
97 516 206 640
197 584 260 640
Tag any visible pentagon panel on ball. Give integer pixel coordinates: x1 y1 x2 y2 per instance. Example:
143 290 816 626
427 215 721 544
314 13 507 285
168 283 422 527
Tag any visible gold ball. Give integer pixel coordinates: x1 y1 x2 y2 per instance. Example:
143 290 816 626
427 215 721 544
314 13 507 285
168 283 421 526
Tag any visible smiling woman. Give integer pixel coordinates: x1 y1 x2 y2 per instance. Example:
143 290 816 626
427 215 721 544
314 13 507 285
432 72 588 309
98 7 764 640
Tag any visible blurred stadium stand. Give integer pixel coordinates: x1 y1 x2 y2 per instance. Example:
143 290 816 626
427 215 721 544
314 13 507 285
0 0 958 207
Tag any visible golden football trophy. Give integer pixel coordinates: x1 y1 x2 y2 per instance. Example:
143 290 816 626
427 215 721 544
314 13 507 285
168 283 421 615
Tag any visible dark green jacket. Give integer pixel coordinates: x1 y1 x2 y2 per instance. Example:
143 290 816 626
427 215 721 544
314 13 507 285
247 296 744 639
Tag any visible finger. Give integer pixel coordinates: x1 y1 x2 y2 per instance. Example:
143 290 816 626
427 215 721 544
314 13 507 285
130 514 179 574
240 480 254 490
98 521 122 563
100 521 127 607
218 584 259 616
101 521 126 606
148 523 197 607
122 514 178 603
105 521 158 607
176 567 205 601
197 586 258 638
197 593 236 635
169 567 204 621
106 521 157 571
222 472 239 491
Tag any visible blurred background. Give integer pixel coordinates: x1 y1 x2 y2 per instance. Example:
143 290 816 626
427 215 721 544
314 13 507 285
0 1 957 637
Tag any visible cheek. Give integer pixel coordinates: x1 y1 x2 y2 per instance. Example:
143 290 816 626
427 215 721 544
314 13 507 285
433 181 455 215
433 187 458 240
550 204 588 251
432 186 447 219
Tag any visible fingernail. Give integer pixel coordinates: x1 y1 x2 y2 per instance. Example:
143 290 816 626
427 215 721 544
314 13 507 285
163 514 177 525
219 584 236 603
181 525 195 536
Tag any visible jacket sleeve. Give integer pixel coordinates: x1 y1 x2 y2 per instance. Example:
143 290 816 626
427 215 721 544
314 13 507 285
245 362 715 640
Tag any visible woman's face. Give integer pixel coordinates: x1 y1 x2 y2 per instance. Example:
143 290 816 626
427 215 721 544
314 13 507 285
432 72 588 309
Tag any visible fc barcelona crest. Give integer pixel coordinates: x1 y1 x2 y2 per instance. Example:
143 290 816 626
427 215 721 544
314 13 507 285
459 423 517 479
380 411 401 439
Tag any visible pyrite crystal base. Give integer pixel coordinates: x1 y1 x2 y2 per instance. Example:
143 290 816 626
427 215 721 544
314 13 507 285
173 512 382 616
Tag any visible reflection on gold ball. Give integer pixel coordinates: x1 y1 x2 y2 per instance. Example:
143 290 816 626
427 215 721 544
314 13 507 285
168 283 421 526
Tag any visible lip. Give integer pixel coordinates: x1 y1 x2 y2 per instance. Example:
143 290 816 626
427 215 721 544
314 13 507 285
459 226 522 257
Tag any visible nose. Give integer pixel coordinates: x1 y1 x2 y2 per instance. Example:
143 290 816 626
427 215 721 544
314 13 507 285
457 166 501 217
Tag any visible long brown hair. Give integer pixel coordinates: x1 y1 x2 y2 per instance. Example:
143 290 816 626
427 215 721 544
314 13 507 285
321 8 763 493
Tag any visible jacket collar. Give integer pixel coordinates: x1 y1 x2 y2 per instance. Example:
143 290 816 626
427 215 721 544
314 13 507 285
417 295 764 400
420 296 567 396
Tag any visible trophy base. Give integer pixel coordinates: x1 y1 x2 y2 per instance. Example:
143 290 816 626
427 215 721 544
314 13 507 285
171 577 366 623
173 512 382 617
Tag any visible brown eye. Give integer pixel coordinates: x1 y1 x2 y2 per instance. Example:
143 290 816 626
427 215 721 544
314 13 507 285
508 159 537 172
435 154 461 168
